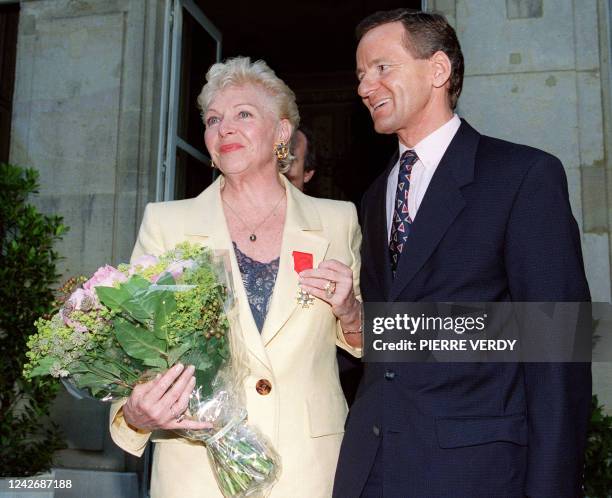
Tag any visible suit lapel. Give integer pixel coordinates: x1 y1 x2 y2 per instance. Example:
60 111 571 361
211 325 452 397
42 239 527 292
261 176 330 345
362 153 397 300
183 177 272 372
389 120 480 301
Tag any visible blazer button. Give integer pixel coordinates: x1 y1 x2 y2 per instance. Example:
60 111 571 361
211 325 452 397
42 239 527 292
372 425 380 437
255 379 272 395
384 370 395 380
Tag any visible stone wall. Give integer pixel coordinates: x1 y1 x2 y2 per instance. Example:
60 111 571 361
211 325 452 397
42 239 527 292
10 0 159 277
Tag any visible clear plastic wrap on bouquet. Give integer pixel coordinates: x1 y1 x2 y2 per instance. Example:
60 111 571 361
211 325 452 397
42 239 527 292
181 365 281 497
177 256 282 498
24 244 281 498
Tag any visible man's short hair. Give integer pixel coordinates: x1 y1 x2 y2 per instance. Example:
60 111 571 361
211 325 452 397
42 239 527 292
290 126 317 172
356 8 464 110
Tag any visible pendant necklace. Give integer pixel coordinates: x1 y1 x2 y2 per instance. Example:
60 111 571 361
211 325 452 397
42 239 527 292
222 191 285 242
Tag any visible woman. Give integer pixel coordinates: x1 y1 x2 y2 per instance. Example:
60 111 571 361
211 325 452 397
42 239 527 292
109 56 363 498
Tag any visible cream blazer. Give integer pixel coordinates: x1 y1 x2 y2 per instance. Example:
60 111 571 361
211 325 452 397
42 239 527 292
109 174 362 498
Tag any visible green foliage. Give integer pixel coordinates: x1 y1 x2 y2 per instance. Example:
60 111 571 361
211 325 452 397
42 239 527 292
0 163 67 477
585 395 612 497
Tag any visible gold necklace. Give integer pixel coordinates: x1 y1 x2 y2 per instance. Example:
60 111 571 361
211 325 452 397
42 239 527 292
222 192 285 242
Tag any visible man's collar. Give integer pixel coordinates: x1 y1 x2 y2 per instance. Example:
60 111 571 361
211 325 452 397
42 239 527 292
398 114 461 170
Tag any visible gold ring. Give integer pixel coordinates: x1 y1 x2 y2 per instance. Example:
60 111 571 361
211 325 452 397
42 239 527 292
170 404 185 421
325 280 337 299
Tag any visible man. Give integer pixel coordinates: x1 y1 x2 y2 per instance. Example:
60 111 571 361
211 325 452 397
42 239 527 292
333 9 591 498
285 128 316 192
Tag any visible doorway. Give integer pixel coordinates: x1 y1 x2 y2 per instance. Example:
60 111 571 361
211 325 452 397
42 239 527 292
0 3 19 164
177 0 422 205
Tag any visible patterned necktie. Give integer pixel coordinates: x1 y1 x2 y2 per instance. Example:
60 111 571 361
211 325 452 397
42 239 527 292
389 150 418 275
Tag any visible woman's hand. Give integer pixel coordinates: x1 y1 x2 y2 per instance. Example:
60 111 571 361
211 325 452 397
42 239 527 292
299 259 362 334
122 363 211 432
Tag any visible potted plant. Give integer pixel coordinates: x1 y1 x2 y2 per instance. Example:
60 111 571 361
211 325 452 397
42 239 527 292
0 164 67 495
585 394 612 497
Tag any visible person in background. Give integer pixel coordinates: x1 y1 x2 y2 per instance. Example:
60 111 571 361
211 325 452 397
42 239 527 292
285 127 316 192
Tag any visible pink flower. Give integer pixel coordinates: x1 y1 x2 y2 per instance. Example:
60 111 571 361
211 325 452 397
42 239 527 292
59 288 100 332
129 254 159 275
83 265 128 291
69 288 100 311
166 259 195 281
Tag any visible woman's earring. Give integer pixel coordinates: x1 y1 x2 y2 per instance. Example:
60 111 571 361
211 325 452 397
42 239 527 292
274 142 289 161
210 160 217 168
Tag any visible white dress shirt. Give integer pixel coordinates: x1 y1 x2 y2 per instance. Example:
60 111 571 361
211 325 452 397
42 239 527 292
386 114 462 240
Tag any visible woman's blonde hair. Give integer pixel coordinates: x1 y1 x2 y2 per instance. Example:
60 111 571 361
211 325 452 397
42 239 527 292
197 56 300 172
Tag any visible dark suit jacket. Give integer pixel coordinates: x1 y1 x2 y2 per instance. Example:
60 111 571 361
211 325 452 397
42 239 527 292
333 120 591 498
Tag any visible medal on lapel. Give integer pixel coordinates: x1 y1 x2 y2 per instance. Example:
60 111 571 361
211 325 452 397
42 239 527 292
292 251 314 308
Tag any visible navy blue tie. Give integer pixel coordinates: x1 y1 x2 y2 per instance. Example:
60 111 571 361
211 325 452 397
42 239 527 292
389 150 418 275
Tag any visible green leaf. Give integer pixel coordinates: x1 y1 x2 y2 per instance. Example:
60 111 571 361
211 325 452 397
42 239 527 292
142 356 168 368
68 360 95 375
155 272 176 286
123 275 151 295
91 359 122 378
195 355 214 372
117 298 155 323
95 285 132 312
73 372 109 388
151 292 177 340
72 373 113 397
116 276 157 322
28 357 58 378
194 362 218 398
97 276 169 324
167 341 192 366
114 318 168 367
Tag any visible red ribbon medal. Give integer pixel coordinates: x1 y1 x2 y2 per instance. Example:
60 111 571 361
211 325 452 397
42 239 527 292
292 251 315 308
292 251 313 273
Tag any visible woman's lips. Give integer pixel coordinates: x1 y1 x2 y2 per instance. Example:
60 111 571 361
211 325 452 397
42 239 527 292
219 143 244 153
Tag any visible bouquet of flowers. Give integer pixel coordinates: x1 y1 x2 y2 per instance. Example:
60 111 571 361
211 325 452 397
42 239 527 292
24 242 280 497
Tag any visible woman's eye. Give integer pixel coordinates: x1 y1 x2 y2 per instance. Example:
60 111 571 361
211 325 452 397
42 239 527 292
238 110 251 118
206 116 219 126
377 64 389 73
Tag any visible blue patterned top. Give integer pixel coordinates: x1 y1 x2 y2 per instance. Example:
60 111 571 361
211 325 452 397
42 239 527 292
233 242 279 333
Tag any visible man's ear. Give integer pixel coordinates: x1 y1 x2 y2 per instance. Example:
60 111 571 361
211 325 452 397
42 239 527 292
304 169 315 184
431 50 452 89
277 119 293 144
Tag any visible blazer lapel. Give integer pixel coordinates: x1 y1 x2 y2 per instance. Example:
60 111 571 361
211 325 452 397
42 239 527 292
183 177 273 372
362 153 397 301
389 120 480 301
261 176 330 345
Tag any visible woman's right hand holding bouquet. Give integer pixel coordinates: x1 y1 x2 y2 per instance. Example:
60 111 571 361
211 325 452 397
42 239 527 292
123 363 211 432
